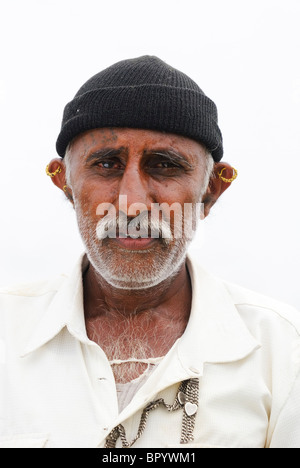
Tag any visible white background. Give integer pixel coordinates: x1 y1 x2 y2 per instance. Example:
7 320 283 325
0 0 299 309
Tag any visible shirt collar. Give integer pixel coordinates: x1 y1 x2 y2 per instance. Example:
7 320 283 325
21 254 260 364
20 254 90 357
177 256 260 375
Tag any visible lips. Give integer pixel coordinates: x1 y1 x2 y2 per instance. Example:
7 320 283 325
113 235 157 250
97 212 171 249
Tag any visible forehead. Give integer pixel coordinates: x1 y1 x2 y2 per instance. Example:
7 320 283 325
66 127 207 159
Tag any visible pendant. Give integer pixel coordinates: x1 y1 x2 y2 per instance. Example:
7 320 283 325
178 391 198 416
184 402 198 416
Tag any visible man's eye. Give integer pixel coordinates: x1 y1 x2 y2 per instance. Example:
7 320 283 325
154 162 183 173
149 159 182 170
156 161 179 168
98 160 123 170
145 159 184 177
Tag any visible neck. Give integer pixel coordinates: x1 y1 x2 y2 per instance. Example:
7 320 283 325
83 257 192 382
83 258 191 320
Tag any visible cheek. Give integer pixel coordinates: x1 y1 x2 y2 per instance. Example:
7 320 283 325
155 182 202 206
154 181 204 231
181 179 205 204
73 180 115 214
73 190 98 221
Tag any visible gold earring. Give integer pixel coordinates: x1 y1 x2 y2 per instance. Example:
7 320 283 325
218 167 238 183
63 185 73 202
45 164 62 177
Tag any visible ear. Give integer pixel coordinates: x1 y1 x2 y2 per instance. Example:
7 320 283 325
46 158 74 203
202 162 236 218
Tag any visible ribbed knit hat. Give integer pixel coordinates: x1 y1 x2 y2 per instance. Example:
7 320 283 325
56 56 223 161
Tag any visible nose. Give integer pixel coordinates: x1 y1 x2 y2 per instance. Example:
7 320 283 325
118 165 152 215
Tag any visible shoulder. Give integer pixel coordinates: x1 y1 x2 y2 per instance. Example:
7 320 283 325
0 274 69 331
0 275 68 351
0 254 86 301
188 255 300 337
0 275 68 339
0 275 67 299
222 279 300 336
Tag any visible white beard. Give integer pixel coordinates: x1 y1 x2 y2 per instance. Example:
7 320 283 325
75 205 197 290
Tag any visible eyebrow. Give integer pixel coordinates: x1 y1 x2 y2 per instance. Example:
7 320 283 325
143 148 194 169
85 146 194 170
85 147 127 164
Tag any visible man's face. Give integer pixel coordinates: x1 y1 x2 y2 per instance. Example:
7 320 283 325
65 128 210 289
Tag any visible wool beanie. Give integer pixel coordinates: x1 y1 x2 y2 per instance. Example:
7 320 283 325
56 56 223 161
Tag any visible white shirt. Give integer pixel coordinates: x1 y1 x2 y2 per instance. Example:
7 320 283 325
0 254 299 448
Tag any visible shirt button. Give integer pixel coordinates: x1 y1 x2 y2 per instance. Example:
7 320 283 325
189 366 201 374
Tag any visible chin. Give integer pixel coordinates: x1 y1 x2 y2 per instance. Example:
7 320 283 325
86 240 188 291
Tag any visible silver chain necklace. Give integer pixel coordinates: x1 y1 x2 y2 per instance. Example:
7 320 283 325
105 378 199 448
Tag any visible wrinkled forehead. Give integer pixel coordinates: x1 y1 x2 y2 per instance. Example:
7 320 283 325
65 127 209 162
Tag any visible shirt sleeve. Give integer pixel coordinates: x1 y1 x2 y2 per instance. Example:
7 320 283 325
270 369 300 448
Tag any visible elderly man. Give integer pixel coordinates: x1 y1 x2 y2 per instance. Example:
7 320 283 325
0 56 299 448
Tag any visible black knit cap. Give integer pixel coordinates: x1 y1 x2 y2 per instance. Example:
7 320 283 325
56 56 223 161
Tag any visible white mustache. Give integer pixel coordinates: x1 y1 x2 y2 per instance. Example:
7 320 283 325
96 211 173 243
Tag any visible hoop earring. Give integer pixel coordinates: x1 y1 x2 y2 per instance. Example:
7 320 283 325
218 167 238 183
45 165 62 177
